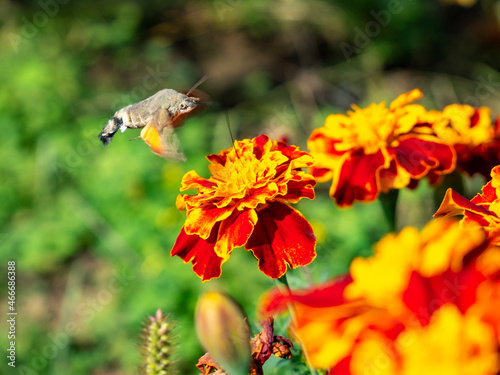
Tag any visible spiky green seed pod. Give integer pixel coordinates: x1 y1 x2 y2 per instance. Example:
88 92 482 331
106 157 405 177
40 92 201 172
140 309 177 375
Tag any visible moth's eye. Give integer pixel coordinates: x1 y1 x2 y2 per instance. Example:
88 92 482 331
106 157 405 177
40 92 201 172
180 103 187 110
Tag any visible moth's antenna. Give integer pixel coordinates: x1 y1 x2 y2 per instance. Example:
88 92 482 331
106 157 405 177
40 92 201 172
225 111 235 144
225 111 242 164
187 74 209 97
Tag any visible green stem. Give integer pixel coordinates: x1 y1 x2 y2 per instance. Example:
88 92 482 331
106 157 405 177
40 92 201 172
276 273 289 288
274 274 318 375
379 189 399 232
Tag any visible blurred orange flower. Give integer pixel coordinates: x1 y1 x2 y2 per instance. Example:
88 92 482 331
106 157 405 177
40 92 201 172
171 134 317 281
260 220 500 374
308 89 456 207
435 165 500 245
430 104 500 178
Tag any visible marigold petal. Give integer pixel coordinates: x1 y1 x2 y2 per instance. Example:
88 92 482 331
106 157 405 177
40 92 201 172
434 188 495 219
454 266 489 312
471 180 497 206
332 150 388 207
419 221 485 275
180 170 217 191
176 194 186 211
276 141 315 169
245 202 316 279
237 183 279 210
184 206 234 239
214 209 258 260
350 336 399 375
379 159 411 190
397 304 499 375
470 280 500 343
465 211 496 228
393 137 455 178
435 104 494 148
171 226 224 282
280 175 316 202
310 167 333 182
389 88 423 110
395 104 429 135
254 133 271 152
345 227 419 308
402 267 485 324
259 275 353 317
307 129 343 156
206 150 227 166
401 271 435 325
432 143 456 173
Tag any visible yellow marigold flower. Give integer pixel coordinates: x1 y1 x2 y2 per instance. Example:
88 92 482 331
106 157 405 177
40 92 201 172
308 89 456 207
431 104 500 178
397 304 499 375
171 135 317 281
435 165 500 246
260 219 500 373
343 304 499 375
432 105 493 147
469 280 500 345
344 220 485 310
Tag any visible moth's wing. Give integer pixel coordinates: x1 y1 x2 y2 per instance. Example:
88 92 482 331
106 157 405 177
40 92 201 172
158 125 186 162
127 91 169 127
140 109 186 162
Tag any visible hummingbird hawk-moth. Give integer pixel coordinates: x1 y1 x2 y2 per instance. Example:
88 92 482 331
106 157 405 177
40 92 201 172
98 77 208 161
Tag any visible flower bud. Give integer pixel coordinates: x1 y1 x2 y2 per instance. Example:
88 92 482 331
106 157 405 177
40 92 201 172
195 292 251 375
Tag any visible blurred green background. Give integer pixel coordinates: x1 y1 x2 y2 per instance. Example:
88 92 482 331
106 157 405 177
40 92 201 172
1 0 500 374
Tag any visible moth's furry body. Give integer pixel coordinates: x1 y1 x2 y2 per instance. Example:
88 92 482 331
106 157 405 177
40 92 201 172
98 89 198 146
98 87 205 160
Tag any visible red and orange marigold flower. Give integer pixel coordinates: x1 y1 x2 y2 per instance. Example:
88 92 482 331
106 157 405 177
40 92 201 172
171 134 317 281
307 89 456 207
430 104 500 178
260 219 500 374
435 164 500 245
